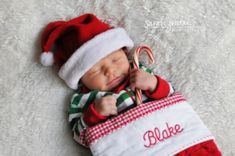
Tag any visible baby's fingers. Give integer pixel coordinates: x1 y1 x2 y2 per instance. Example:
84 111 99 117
130 69 139 77
130 74 142 91
109 106 118 115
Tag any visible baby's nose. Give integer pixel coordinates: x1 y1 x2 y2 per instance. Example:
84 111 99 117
104 67 115 77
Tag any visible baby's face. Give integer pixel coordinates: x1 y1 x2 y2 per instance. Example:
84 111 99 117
81 49 130 91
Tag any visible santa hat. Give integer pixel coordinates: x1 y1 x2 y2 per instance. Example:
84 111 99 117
40 13 134 89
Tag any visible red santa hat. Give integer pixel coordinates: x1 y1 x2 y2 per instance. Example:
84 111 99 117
40 13 134 89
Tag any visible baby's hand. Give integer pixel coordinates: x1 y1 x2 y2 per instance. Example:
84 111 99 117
130 69 157 92
94 96 118 116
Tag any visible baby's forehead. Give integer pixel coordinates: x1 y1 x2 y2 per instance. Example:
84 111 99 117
108 48 128 57
87 48 129 70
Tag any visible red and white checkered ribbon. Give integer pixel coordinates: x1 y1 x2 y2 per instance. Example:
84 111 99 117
133 45 155 105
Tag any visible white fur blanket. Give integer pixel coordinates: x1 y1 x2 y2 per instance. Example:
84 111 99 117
0 0 234 156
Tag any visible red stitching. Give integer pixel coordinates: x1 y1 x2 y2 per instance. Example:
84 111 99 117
143 122 184 148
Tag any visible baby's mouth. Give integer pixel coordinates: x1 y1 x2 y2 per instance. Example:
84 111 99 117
107 76 124 89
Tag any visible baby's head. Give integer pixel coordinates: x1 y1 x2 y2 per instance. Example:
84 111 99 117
40 13 133 90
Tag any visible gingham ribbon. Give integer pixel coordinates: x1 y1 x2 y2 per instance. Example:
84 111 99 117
83 92 185 145
133 45 155 105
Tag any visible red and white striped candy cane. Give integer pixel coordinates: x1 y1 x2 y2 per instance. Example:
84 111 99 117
133 45 155 105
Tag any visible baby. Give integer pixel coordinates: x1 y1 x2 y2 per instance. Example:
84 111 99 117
40 14 222 156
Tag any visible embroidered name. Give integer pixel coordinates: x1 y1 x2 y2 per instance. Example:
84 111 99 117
143 122 184 148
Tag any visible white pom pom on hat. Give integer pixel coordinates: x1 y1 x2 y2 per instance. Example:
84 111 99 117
40 51 54 66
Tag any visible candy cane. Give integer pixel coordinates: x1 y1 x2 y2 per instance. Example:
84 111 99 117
133 45 155 105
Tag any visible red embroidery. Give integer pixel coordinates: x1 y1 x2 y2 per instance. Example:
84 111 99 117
143 122 184 148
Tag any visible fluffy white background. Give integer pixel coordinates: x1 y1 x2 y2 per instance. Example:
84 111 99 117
0 0 234 155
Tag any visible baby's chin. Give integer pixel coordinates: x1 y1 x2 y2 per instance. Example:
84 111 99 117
93 74 128 91
106 78 127 91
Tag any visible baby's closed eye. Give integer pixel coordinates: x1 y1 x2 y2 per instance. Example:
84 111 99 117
113 58 123 63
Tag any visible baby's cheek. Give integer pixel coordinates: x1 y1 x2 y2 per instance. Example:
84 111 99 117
93 76 108 90
120 61 129 73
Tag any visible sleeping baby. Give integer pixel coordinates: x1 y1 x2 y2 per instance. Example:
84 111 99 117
39 13 221 156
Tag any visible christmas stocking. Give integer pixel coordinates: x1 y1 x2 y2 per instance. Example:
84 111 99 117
80 92 222 156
